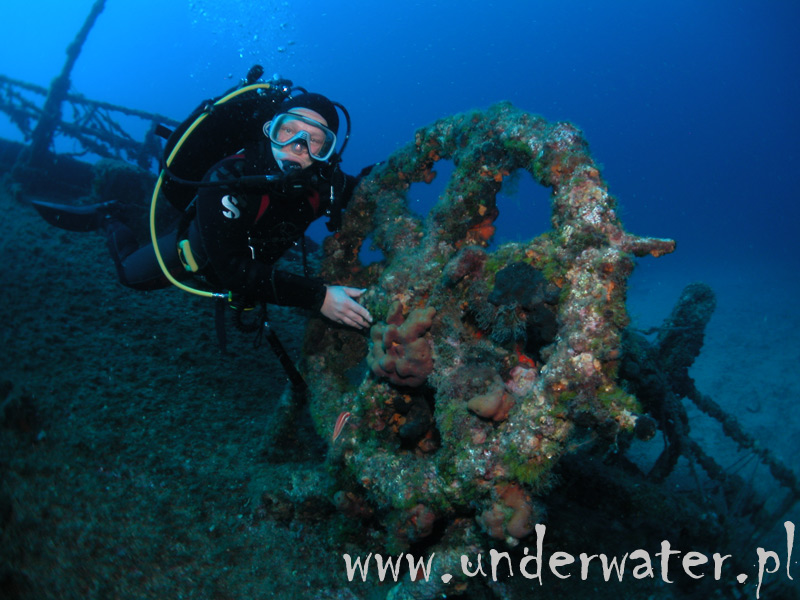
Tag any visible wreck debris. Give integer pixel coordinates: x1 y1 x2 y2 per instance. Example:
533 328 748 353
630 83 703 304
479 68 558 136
0 74 175 172
12 0 108 175
622 282 800 526
1 0 178 193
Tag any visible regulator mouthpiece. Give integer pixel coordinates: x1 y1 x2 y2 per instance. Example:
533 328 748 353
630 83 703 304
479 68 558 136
279 160 302 174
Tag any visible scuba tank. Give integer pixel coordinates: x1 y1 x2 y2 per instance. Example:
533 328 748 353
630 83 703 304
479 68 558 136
159 65 293 211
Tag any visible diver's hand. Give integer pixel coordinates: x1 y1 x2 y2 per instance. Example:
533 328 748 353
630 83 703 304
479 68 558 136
321 286 373 329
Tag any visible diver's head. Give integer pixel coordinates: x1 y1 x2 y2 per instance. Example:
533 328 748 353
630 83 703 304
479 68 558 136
264 92 339 173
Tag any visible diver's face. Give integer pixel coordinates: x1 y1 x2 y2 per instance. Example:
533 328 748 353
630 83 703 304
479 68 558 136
269 108 328 171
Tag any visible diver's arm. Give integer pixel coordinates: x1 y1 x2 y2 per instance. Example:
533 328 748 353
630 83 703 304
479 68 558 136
196 198 371 327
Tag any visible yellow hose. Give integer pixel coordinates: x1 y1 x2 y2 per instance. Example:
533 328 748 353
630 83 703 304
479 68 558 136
149 83 278 299
149 171 223 298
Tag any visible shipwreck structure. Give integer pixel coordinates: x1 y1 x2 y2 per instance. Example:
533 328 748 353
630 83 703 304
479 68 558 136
0 0 176 197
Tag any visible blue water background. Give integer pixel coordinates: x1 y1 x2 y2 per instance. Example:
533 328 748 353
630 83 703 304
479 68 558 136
2 0 799 317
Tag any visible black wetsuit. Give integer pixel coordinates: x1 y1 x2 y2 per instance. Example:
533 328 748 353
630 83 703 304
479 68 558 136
109 144 357 312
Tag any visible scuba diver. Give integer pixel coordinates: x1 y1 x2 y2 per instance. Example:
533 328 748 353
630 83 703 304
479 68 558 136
32 83 374 332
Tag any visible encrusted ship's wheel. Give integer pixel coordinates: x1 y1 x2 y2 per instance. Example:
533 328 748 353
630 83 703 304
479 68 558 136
303 102 675 587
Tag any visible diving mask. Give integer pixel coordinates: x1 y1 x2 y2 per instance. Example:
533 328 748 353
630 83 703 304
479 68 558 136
264 112 337 162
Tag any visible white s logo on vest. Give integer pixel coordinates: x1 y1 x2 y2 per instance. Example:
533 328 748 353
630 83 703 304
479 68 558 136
221 195 241 219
